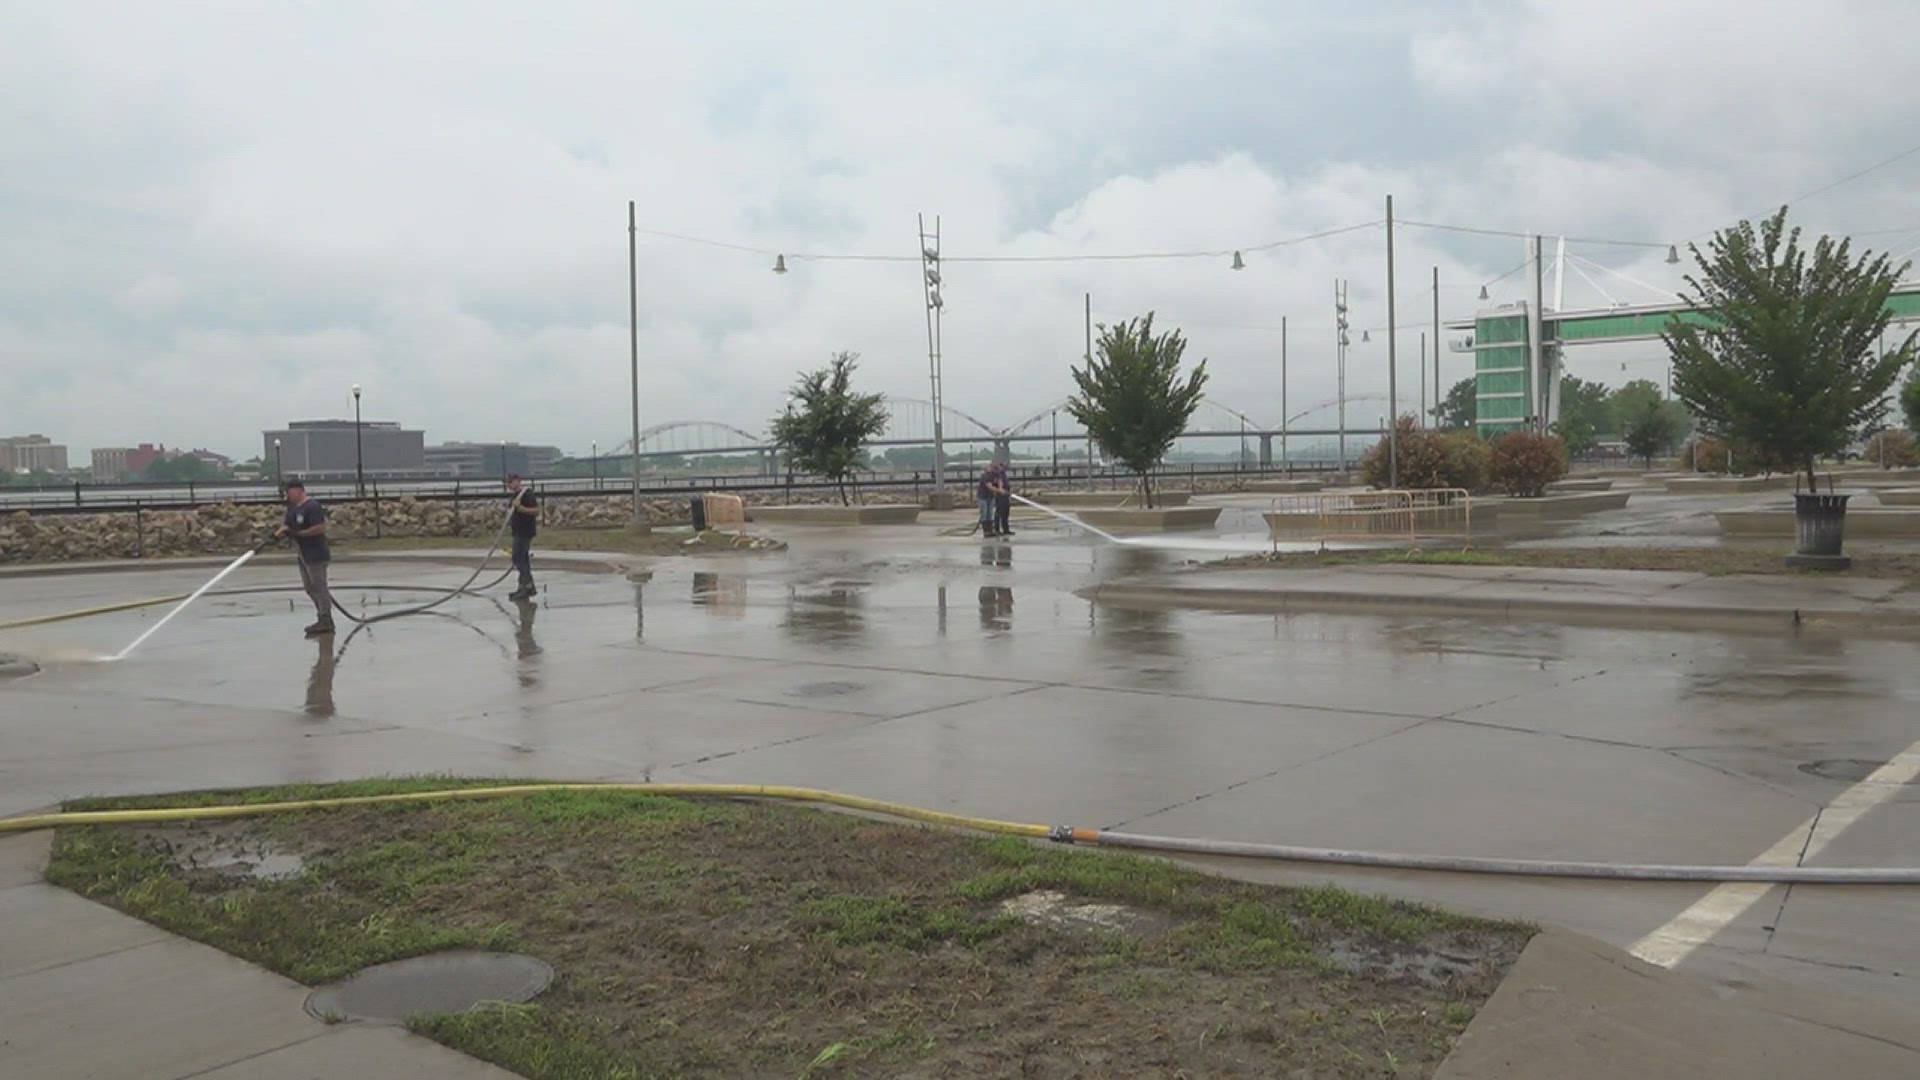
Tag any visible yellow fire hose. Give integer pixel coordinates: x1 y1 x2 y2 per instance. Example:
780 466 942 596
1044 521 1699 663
5 781 1920 883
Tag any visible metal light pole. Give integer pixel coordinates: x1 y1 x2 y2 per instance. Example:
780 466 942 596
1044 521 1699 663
1385 194 1399 489
1280 315 1289 472
273 438 282 484
1432 266 1441 429
918 214 946 502
500 440 508 484
628 200 644 527
1335 280 1350 468
590 441 598 490
351 383 364 497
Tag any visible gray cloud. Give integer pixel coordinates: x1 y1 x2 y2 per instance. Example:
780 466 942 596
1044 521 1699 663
4 0 1917 458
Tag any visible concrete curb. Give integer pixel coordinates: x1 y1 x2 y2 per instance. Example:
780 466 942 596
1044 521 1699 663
1079 582 1920 637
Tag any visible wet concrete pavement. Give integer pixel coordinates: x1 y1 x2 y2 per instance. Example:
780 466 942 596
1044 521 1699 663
6 514 1920 1022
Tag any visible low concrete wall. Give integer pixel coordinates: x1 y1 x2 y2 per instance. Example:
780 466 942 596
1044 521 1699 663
1074 506 1222 532
1828 468 1920 484
1241 480 1325 494
1492 491 1632 517
1716 507 1920 537
1546 478 1614 493
748 504 922 525
1665 475 1794 494
1036 491 1192 507
1877 488 1920 506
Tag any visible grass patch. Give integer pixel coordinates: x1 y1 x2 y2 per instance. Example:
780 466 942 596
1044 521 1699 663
49 781 1530 1078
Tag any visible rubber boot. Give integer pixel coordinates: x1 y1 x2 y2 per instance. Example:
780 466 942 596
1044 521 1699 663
304 620 335 637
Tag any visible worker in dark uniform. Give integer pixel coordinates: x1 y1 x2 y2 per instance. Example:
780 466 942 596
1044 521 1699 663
276 479 334 636
506 473 541 600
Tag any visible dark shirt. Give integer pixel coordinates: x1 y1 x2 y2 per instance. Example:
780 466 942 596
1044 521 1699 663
284 498 330 563
510 491 539 539
977 470 995 499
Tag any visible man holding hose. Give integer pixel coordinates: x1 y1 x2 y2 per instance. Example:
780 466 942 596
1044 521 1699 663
275 479 334 637
506 474 540 601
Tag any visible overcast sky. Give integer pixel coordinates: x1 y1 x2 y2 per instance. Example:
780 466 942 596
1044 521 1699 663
6 0 1919 459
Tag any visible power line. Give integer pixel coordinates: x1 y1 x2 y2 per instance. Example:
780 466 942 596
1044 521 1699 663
634 220 1382 265
1400 219 1669 250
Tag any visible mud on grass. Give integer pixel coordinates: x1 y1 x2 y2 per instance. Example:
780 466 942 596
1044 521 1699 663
48 781 1532 1078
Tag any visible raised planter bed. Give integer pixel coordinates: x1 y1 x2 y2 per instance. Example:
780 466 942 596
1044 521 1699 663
1716 507 1920 537
1241 480 1325 494
748 505 921 526
1663 475 1794 494
1877 488 1920 506
1492 491 1632 517
1545 478 1615 493
1073 506 1222 532
1035 491 1192 507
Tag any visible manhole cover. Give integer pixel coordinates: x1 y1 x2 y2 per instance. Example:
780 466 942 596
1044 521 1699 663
304 950 553 1024
1799 759 1920 784
0 653 39 679
790 680 865 697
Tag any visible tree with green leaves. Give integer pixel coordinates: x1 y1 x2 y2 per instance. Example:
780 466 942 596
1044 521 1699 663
1554 375 1612 456
1902 366 1920 435
1665 207 1917 490
1432 377 1475 430
1065 313 1208 507
1621 400 1683 467
768 351 889 505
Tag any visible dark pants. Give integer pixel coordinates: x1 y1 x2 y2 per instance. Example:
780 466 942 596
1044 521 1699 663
994 496 1011 534
511 534 534 590
297 559 333 624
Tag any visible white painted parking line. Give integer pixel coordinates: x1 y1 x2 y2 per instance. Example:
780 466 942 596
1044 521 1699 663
1631 744 1920 967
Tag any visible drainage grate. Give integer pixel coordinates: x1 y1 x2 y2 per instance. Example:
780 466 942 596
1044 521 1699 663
1799 759 1920 784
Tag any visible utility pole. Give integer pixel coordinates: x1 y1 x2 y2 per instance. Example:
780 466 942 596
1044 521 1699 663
1529 233 1545 434
1280 315 1288 470
628 200 645 528
1335 280 1350 468
1431 266 1441 429
1419 331 1426 427
918 215 947 503
1385 194 1399 489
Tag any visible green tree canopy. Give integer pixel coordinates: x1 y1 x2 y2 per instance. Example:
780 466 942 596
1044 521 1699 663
1621 400 1683 466
1665 207 1918 489
768 351 889 505
1065 313 1208 507
1432 377 1475 430
144 454 226 482
1902 367 1920 434
1554 375 1612 455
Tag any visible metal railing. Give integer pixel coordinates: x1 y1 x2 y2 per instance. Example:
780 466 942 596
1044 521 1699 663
1264 488 1473 549
0 460 1351 516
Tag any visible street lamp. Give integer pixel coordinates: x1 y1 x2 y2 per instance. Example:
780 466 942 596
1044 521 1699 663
500 439 508 483
351 383 364 498
273 438 282 485
590 440 598 491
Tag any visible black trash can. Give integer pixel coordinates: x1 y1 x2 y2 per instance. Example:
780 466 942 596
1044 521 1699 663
690 495 707 532
1793 492 1850 556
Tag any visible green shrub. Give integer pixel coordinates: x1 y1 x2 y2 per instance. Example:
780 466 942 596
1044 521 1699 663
1862 429 1918 467
1684 437 1731 473
1488 431 1568 497
1359 417 1488 491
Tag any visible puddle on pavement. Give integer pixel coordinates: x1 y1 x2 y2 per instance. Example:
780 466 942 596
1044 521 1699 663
304 950 554 1024
0 652 41 678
